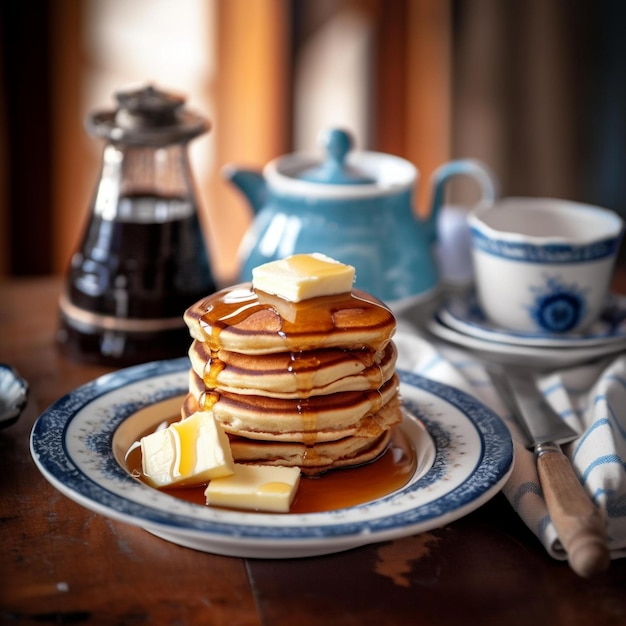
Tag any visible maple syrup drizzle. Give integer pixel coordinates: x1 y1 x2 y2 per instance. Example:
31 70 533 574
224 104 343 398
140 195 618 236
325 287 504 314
288 351 321 395
193 285 394 352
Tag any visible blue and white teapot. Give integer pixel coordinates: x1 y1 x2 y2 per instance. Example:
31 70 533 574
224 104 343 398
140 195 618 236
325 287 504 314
225 129 495 307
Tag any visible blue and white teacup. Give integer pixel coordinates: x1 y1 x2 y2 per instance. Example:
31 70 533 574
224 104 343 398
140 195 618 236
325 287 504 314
467 197 624 334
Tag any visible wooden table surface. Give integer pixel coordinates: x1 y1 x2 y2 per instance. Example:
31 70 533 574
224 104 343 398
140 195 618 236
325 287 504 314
1 274 626 626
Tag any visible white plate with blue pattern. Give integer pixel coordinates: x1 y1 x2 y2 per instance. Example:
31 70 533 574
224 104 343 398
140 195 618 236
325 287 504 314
440 290 626 348
30 358 513 559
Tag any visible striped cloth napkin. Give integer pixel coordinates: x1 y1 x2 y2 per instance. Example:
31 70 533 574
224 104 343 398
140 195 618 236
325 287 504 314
394 326 626 561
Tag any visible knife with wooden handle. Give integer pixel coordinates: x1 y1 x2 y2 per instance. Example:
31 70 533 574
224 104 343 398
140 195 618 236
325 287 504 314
502 371 610 578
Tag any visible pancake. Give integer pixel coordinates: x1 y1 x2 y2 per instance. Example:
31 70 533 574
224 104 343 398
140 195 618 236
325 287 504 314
229 431 392 476
188 340 397 399
180 391 392 476
183 284 396 354
183 371 402 443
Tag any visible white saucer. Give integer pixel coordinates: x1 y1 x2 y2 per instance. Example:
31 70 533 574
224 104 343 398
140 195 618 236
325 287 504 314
30 358 513 559
439 291 626 348
426 313 626 369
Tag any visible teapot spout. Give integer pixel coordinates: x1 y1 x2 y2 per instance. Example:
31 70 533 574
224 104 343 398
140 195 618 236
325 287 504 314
222 165 267 215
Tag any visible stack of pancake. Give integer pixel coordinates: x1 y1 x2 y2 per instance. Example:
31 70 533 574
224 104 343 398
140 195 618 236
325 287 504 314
182 283 402 476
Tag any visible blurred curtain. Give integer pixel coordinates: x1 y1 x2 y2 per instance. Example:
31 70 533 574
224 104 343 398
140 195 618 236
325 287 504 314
0 1 54 276
208 0 292 282
372 0 452 216
452 0 578 198
451 0 626 234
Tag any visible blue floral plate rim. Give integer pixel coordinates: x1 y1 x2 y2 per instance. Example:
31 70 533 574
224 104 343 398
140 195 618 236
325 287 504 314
29 358 513 559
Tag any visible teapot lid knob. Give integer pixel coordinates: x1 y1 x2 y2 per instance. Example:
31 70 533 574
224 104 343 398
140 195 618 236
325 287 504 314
324 128 352 164
297 129 376 185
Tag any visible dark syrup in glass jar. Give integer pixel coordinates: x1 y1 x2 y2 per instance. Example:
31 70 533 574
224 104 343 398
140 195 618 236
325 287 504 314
58 194 216 366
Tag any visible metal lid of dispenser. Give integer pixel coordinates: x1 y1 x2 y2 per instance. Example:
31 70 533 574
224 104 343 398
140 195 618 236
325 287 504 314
86 84 209 146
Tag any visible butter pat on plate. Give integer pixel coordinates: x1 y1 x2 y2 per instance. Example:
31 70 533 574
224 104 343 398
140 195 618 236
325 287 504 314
141 411 235 488
252 253 355 302
205 464 301 513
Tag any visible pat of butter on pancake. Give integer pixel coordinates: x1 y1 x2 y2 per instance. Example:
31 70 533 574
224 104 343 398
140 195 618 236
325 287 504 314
141 411 234 488
205 464 301 512
252 253 355 302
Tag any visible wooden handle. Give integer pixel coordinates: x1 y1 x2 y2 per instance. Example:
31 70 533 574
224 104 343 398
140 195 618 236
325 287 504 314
537 446 610 578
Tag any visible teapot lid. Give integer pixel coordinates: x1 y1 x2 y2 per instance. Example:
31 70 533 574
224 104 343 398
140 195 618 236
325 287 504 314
265 128 416 199
297 130 376 185
86 84 209 146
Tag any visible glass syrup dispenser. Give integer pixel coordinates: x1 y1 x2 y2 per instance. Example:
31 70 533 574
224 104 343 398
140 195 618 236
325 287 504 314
57 85 217 365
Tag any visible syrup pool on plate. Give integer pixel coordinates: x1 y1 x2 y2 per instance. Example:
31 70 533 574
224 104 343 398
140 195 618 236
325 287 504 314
114 396 418 514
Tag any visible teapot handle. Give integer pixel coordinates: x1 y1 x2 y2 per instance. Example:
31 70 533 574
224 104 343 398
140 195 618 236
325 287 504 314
426 159 497 243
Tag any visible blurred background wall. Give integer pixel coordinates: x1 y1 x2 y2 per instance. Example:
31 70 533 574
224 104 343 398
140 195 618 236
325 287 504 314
1 0 624 284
